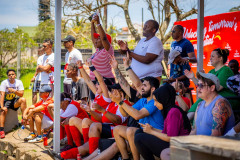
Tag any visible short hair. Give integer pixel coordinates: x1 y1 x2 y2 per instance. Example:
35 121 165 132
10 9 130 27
60 92 72 101
43 38 53 45
229 59 239 66
196 72 217 92
213 48 230 64
68 63 78 72
143 76 160 89
175 25 184 34
147 20 159 33
7 69 16 75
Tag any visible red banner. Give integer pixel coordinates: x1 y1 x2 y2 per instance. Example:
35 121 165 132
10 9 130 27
174 11 240 102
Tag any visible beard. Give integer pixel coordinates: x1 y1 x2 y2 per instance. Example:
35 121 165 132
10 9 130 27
142 89 151 98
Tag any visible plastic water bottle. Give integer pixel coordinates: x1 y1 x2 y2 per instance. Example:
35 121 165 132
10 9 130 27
21 125 25 130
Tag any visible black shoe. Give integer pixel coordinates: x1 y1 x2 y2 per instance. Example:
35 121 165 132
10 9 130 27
48 149 63 160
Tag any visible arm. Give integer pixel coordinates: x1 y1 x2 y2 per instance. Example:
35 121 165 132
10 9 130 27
27 105 45 118
190 104 200 135
176 95 189 112
129 52 158 64
167 75 188 83
7 88 24 97
23 105 35 119
211 98 231 136
93 69 110 98
184 69 198 86
120 102 149 120
188 52 197 63
37 64 52 73
77 61 97 94
91 22 97 48
0 91 5 108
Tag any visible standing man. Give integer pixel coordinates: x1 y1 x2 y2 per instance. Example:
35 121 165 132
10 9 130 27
118 20 164 82
62 35 83 94
0 69 27 138
31 47 45 104
171 25 197 64
37 39 54 97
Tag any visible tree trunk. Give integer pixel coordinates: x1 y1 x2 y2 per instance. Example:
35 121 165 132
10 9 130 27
103 0 108 31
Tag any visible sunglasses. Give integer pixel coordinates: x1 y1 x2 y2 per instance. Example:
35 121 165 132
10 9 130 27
196 83 208 89
171 30 176 33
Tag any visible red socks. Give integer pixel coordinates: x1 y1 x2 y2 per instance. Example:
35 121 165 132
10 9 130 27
65 124 73 146
60 125 66 140
61 147 79 159
69 126 82 147
82 128 89 143
89 137 100 154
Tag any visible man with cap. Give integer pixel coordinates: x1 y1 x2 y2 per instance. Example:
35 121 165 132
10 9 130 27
62 35 83 94
22 85 54 143
190 72 235 136
166 49 191 87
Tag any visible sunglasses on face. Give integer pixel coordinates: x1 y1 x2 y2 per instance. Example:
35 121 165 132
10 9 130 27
196 83 208 89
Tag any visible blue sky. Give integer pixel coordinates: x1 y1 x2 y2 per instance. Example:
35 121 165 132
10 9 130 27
0 0 239 30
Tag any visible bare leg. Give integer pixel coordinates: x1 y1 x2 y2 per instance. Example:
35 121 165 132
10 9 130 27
14 97 27 115
89 122 102 138
93 142 120 160
78 142 90 156
69 117 83 134
28 110 35 133
113 125 129 159
83 149 98 160
32 92 37 105
160 148 170 160
82 118 93 128
0 108 8 127
47 103 54 119
126 127 139 160
33 112 43 135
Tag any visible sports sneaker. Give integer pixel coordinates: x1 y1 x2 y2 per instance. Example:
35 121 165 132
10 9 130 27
28 136 43 143
0 131 5 139
24 133 36 142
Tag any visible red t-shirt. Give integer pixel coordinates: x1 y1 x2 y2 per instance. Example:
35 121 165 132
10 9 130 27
34 97 54 121
175 96 190 108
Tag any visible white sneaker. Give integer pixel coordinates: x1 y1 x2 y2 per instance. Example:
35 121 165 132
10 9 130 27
28 136 43 143
24 133 36 142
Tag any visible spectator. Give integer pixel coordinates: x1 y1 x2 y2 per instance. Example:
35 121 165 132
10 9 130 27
0 69 27 139
225 121 240 136
66 63 89 102
22 85 54 143
114 77 164 160
31 47 44 104
171 25 197 64
62 35 83 94
118 20 164 82
190 72 235 136
172 80 190 111
37 39 54 97
227 59 240 96
134 83 191 160
89 13 115 100
185 48 238 120
167 49 191 87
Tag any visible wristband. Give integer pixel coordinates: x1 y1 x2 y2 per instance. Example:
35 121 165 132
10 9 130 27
126 66 132 71
89 65 96 72
97 23 101 27
103 110 108 115
119 100 124 105
78 66 83 69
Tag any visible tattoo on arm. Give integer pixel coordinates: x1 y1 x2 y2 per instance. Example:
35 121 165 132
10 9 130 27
212 99 231 136
114 68 129 88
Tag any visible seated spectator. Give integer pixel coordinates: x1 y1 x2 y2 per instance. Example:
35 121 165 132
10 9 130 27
114 77 164 160
227 59 240 96
22 85 53 143
167 49 191 87
190 72 235 136
118 20 164 82
134 83 191 160
0 69 27 139
185 48 238 120
58 92 89 152
66 63 89 102
172 80 190 111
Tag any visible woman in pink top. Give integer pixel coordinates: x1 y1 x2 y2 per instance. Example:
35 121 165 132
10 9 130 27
89 14 115 99
135 83 191 160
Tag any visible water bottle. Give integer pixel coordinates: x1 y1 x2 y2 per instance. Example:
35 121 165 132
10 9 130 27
21 125 25 130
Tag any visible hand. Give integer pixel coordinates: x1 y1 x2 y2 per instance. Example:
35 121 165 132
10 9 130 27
184 69 195 79
61 118 69 126
171 79 179 91
86 58 92 66
140 123 153 134
92 102 104 112
77 60 83 68
31 77 35 82
92 13 100 24
117 40 128 51
36 65 43 72
180 57 189 65
109 55 118 69
81 101 91 113
0 106 7 112
8 88 15 93
123 52 131 68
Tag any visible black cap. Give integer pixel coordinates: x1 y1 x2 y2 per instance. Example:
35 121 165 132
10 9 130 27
61 35 76 42
108 83 123 92
39 85 52 93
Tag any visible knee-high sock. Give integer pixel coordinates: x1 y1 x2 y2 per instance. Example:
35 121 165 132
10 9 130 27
89 137 100 154
82 128 89 143
69 126 82 147
60 125 66 140
65 124 74 146
61 147 79 159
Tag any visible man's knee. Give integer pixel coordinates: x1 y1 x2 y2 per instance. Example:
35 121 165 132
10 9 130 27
69 117 81 126
89 122 102 133
126 127 137 137
113 125 126 137
82 118 92 128
19 97 26 104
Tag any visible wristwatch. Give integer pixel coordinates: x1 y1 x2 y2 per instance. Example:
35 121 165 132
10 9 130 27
119 100 124 105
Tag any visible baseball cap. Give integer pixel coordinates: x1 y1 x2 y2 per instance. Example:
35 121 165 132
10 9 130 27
61 35 76 43
39 85 52 93
93 33 112 44
197 72 222 91
168 49 181 64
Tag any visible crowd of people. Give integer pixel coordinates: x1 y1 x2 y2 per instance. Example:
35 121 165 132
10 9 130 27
0 13 240 160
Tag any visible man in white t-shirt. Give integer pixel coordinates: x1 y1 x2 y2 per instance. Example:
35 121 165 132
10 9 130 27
37 39 54 97
31 47 45 104
118 20 164 82
62 35 83 94
0 69 27 139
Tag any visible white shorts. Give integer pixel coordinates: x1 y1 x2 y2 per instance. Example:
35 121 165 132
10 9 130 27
41 114 53 129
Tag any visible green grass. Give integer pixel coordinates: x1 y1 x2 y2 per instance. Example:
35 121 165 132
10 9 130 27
20 71 35 90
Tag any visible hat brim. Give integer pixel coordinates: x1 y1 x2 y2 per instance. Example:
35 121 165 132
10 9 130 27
61 39 68 42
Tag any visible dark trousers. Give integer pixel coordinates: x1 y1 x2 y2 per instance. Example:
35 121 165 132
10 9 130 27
134 129 169 160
